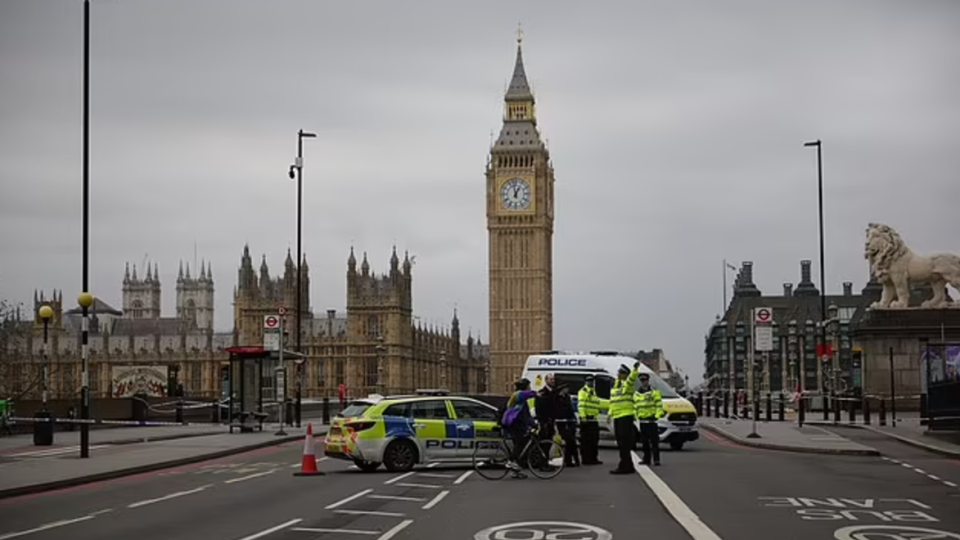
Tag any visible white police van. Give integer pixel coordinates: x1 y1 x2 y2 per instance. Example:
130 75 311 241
521 351 699 450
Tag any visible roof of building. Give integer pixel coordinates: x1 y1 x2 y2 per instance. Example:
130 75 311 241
64 297 122 317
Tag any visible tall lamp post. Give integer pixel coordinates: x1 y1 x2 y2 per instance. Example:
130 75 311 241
803 139 828 397
38 305 54 411
79 0 93 459
440 354 447 390
288 129 316 428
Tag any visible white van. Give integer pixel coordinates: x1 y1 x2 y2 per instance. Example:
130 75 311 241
521 351 699 450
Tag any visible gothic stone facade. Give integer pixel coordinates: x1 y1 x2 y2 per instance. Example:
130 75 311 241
487 38 555 393
3 248 487 401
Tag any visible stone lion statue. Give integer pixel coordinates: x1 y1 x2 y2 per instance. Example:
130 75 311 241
864 222 960 309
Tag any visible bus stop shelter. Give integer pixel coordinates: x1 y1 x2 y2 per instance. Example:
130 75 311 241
224 346 304 433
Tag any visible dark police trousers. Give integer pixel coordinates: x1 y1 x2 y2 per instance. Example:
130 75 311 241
638 419 660 464
613 416 636 472
579 419 600 464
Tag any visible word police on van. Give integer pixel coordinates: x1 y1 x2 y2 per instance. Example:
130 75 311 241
538 357 588 368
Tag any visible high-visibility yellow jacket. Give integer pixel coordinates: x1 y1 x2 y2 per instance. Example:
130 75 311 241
635 388 664 420
608 368 639 419
577 386 601 419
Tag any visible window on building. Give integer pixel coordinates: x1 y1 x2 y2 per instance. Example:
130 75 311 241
365 358 378 388
317 360 326 388
838 307 856 323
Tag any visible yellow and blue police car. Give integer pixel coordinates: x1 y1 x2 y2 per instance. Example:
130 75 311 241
323 391 504 472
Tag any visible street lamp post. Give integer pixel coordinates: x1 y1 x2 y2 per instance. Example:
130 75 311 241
79 0 92 460
375 336 385 395
803 139 828 398
38 305 54 411
440 354 447 389
288 129 316 428
77 292 94 458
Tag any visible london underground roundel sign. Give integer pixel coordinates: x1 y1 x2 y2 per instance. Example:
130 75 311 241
754 308 772 324
264 315 280 329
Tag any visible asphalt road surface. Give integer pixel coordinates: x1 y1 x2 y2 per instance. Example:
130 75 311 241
1 431 959 540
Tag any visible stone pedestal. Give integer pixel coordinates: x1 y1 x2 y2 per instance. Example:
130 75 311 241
852 308 960 410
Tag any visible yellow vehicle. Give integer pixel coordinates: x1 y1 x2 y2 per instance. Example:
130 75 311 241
323 391 503 472
522 351 699 450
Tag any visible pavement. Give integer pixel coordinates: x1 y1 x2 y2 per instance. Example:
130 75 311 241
0 421 327 499
806 418 960 459
699 417 882 455
2 429 960 540
0 424 228 455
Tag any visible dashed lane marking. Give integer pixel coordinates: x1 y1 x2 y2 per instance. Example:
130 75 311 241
292 527 378 535
383 471 416 485
368 494 427 502
0 516 96 540
632 451 724 540
128 485 213 508
378 520 414 540
325 489 374 510
395 482 443 489
422 490 449 510
234 518 303 540
223 469 277 484
453 470 473 484
417 472 455 479
334 509 407 518
882 456 958 490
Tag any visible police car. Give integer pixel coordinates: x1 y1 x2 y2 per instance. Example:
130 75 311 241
323 391 503 472
521 351 699 450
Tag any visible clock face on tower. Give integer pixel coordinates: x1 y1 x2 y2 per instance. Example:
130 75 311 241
500 177 531 210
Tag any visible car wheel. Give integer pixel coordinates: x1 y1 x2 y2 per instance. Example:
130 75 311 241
383 439 419 472
670 440 684 451
355 460 381 472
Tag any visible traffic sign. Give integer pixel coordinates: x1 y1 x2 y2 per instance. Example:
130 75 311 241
264 333 280 351
278 307 286 316
754 307 773 324
755 326 774 351
264 315 280 329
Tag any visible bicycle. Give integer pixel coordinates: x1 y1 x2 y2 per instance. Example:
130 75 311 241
472 421 566 480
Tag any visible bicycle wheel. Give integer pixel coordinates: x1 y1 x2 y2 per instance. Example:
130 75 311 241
526 438 565 480
472 439 511 480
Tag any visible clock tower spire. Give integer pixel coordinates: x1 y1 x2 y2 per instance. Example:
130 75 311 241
486 31 555 393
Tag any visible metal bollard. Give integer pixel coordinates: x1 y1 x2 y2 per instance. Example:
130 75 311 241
175 400 184 424
823 396 830 421
723 393 729 418
714 396 721 417
765 393 772 422
778 394 785 422
696 392 703 415
863 398 871 425
848 398 856 424
798 396 805 427
833 394 841 424
879 399 887 426
322 397 330 425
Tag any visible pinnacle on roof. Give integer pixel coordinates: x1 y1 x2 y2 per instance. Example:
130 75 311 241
505 23 533 103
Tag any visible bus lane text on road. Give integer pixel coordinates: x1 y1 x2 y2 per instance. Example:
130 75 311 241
758 497 941 524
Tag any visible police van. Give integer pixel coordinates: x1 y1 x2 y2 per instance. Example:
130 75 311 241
521 351 699 450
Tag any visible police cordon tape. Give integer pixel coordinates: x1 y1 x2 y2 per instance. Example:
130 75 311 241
6 416 223 427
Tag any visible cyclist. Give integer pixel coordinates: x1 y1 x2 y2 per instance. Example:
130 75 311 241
501 377 538 478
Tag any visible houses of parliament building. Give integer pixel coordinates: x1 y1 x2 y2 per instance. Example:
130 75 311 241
2 246 489 401
3 34 551 400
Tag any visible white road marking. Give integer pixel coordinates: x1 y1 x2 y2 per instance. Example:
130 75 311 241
292 527 378 535
395 482 443 489
128 485 212 508
383 471 416 485
88 509 113 516
632 452 723 540
377 519 414 540
290 457 328 468
334 509 407 518
418 472 455 479
453 470 473 485
0 516 96 540
426 462 440 468
422 490 450 510
882 456 959 490
224 469 277 484
9 445 111 458
325 489 374 509
368 494 427 502
234 519 302 540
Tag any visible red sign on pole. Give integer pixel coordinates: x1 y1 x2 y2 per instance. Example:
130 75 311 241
338 383 346 405
816 343 834 358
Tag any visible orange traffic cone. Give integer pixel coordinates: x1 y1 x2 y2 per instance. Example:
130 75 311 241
293 423 325 476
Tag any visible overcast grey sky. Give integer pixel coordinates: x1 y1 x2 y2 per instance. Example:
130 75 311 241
2 0 958 382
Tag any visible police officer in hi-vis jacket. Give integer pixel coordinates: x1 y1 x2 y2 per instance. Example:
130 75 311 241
577 375 603 465
609 362 640 474
635 371 665 466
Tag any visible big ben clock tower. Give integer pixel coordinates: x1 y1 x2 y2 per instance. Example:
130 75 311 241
486 31 555 392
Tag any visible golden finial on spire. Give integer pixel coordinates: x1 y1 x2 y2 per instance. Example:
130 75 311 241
516 22 523 45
